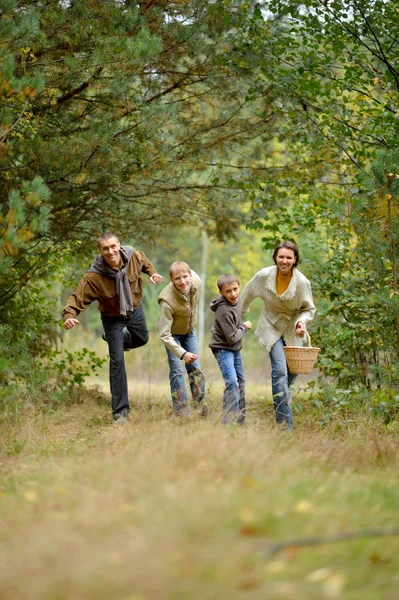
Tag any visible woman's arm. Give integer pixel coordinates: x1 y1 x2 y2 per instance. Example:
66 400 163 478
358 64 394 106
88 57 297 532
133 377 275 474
295 281 316 330
241 272 263 314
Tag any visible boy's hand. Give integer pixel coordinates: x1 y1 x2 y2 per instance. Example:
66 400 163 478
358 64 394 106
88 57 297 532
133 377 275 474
63 318 80 330
150 273 163 284
182 352 197 364
243 320 252 329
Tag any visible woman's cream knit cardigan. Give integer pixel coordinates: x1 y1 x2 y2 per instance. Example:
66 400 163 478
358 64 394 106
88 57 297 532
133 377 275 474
241 266 315 353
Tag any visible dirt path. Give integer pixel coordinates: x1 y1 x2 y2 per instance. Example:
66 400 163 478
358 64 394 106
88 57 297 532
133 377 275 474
1 389 399 599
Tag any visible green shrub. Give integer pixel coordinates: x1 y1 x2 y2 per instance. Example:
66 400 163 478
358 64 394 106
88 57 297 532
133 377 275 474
0 325 106 416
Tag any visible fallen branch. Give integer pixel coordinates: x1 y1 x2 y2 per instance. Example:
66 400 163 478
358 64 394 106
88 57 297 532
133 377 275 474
262 526 399 557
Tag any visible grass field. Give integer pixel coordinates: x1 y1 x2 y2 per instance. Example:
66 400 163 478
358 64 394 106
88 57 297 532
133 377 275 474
1 381 399 600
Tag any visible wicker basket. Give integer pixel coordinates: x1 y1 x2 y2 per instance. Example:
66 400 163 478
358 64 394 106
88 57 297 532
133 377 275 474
283 331 320 375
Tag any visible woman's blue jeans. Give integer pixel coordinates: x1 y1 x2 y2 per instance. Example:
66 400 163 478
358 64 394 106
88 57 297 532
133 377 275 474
269 338 296 430
165 328 206 416
212 349 245 425
101 303 149 419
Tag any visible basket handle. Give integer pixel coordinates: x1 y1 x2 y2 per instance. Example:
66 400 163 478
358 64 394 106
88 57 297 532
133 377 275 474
290 329 312 347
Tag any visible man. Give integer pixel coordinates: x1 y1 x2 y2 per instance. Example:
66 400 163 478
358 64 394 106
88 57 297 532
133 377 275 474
63 232 163 423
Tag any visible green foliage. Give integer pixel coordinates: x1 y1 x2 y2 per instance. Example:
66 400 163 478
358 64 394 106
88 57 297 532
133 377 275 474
221 1 399 393
369 388 399 425
0 0 273 352
0 325 106 417
306 376 399 428
0 324 54 414
49 348 106 388
1 0 399 415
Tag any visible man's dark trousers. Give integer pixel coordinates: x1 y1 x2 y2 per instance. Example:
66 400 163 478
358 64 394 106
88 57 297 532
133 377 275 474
101 302 149 419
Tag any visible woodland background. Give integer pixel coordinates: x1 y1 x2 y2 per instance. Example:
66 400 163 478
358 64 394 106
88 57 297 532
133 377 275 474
2 0 399 422
1 3 399 599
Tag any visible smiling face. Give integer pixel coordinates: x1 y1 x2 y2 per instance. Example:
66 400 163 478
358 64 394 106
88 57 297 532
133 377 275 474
171 269 192 293
275 248 296 275
98 236 121 269
220 281 240 305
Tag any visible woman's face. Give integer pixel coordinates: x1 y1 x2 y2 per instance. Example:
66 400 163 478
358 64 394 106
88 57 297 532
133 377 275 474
276 248 296 275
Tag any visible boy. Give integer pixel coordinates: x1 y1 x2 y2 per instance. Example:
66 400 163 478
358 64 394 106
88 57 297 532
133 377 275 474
158 261 207 417
209 274 252 424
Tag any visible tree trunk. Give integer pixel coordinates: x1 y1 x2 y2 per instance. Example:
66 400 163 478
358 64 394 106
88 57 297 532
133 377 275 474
198 230 209 352
387 196 399 357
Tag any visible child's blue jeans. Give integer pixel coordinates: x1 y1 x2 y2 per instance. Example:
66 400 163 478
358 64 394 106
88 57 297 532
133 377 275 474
165 328 206 416
212 348 245 424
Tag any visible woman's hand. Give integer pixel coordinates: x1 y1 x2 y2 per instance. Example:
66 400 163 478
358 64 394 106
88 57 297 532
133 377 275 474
295 321 306 336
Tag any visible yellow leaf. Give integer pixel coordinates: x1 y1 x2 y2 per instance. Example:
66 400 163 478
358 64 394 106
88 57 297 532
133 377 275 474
306 567 333 582
293 500 312 513
267 560 287 574
239 507 255 524
323 572 345 598
24 489 38 502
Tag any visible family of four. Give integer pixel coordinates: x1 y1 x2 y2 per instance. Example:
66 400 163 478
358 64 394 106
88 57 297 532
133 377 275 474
63 233 315 430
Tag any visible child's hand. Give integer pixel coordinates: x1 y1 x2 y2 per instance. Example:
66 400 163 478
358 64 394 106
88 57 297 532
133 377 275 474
182 352 197 364
243 320 252 330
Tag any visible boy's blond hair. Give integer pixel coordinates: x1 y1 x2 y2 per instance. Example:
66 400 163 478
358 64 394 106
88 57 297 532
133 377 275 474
217 273 239 292
169 261 191 279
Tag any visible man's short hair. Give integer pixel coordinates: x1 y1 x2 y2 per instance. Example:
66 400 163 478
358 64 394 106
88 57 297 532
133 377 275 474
169 261 191 278
97 232 120 249
217 273 239 292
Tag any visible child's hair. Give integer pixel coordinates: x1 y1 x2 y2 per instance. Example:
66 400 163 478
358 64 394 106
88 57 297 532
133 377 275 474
97 232 120 248
273 240 300 267
217 273 239 292
169 261 191 278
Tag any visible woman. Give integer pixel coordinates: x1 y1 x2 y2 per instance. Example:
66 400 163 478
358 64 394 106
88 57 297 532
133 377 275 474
241 241 315 430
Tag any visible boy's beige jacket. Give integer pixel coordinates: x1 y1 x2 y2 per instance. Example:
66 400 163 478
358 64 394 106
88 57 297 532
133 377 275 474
157 271 201 358
241 266 315 353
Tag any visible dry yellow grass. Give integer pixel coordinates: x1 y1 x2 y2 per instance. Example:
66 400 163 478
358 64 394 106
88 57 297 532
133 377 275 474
1 383 399 600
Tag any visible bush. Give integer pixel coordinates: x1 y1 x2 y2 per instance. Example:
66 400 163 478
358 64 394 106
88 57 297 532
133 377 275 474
0 325 106 416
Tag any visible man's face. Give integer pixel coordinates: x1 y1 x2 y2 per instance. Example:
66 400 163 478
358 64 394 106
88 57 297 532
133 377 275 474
220 282 240 305
99 236 121 268
171 270 192 293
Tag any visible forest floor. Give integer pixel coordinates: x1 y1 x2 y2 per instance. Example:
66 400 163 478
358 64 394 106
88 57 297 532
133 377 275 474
1 382 399 600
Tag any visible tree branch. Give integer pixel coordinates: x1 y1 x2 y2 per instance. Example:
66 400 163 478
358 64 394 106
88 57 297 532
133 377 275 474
0 99 28 143
262 526 399 557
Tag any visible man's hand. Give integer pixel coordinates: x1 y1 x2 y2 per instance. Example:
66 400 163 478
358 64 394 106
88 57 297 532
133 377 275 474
63 318 80 330
150 273 163 284
295 321 306 335
243 320 252 329
182 352 197 364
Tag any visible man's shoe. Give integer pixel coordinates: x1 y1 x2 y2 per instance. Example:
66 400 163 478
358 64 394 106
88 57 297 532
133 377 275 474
123 331 132 351
114 415 128 426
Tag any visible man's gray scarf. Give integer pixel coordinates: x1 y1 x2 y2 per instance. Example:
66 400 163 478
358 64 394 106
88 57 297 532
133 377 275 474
88 246 134 316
